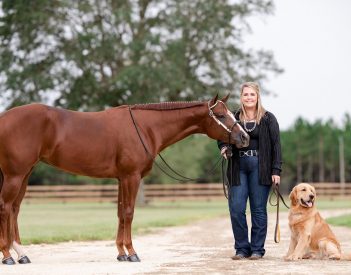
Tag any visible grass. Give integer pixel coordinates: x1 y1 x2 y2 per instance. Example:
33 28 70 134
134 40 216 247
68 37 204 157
327 215 351 227
18 198 351 245
18 200 229 245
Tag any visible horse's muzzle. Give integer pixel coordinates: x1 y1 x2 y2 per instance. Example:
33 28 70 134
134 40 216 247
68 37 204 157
237 132 250 148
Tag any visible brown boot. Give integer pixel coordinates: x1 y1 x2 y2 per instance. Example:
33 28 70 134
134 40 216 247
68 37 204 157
231 254 247 260
249 253 263 260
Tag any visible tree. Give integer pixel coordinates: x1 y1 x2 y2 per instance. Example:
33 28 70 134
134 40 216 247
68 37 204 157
0 0 282 110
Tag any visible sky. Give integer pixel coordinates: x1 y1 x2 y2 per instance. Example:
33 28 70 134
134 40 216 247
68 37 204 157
245 0 351 130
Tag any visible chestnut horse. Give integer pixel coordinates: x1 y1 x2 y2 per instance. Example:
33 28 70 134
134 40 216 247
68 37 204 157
0 95 249 264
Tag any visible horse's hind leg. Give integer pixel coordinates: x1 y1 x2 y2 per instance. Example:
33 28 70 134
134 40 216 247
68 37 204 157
116 174 141 262
0 174 24 265
11 171 33 264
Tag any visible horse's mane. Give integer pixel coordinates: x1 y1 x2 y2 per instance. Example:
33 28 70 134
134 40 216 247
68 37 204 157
131 101 204 110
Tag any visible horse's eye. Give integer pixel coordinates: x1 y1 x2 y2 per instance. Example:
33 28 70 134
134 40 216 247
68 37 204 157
217 114 225 119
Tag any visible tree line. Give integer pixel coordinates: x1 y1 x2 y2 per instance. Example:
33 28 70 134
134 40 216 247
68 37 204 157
281 115 351 187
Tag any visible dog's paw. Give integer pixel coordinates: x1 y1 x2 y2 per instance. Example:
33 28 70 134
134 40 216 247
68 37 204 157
284 254 301 261
302 253 313 259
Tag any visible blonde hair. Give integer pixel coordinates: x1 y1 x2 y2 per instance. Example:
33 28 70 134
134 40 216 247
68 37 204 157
239 82 266 124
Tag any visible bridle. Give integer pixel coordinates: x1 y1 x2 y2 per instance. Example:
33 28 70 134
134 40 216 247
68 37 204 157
208 100 241 200
208 100 238 135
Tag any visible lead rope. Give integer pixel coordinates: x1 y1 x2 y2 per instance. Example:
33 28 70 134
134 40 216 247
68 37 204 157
269 184 290 243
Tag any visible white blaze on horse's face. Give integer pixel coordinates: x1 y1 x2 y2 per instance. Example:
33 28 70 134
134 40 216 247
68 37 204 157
208 100 249 148
208 100 234 134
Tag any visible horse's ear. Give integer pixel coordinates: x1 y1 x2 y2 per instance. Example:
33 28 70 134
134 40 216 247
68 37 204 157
210 94 219 105
221 94 230 103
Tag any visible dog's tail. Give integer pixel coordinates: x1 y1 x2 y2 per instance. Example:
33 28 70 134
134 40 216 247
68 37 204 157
341 252 351 261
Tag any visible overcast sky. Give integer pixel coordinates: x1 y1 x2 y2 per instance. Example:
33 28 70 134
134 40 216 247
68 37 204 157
246 0 351 130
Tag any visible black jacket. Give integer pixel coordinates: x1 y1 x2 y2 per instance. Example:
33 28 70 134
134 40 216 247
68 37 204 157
218 110 282 186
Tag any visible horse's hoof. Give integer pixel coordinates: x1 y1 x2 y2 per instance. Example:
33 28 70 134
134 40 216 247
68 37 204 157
127 254 141 262
18 255 31 264
117 254 128 261
2 256 16 265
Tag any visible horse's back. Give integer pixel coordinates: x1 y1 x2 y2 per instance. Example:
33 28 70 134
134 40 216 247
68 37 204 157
0 103 52 139
0 104 54 172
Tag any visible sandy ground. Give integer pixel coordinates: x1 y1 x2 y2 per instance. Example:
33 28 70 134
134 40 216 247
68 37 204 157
2 209 351 275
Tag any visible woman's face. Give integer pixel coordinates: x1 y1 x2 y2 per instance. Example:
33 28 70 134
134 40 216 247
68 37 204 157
241 87 258 109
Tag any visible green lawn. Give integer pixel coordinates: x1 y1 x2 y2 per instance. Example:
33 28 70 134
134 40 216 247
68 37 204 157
19 200 229 245
327 215 351 227
18 198 351 245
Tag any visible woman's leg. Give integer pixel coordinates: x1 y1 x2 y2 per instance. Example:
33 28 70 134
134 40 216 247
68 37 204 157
247 156 271 256
228 159 250 256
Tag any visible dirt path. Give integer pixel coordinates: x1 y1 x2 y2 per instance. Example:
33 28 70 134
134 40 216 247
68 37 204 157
2 209 351 275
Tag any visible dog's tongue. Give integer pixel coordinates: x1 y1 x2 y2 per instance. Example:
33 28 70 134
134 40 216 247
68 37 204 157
306 201 313 207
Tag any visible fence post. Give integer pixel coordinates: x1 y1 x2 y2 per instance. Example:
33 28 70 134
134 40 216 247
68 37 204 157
339 136 345 196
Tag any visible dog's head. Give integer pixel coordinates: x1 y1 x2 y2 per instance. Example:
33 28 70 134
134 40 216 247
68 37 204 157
289 183 316 209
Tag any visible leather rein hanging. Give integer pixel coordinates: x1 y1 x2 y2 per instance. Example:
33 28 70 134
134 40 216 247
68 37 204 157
128 100 237 182
269 184 290 243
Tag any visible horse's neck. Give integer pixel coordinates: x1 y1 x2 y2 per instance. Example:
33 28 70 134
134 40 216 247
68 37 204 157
135 106 207 153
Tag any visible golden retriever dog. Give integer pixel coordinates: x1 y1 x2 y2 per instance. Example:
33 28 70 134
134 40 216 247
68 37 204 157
285 183 351 261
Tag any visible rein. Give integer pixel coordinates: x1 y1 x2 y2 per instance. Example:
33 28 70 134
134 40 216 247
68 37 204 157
221 157 231 199
269 184 290 243
128 106 223 182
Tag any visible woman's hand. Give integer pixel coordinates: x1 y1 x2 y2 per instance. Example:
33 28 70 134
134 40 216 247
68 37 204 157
272 175 280 186
220 146 231 159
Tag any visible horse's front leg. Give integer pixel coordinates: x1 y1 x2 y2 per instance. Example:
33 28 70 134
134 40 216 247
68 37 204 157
117 174 141 262
116 182 128 261
0 174 23 265
11 173 32 264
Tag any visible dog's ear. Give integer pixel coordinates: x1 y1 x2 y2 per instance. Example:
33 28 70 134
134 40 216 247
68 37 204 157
289 186 298 206
312 185 317 198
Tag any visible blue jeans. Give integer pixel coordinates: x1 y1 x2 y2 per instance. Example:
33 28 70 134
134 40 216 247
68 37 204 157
228 156 271 256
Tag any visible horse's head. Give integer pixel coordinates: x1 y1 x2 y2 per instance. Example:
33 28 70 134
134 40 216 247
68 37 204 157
205 94 249 148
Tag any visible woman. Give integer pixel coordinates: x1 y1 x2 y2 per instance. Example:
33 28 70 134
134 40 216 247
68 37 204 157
218 82 282 260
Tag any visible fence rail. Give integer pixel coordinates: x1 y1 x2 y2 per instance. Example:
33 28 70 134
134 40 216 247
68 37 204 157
311 182 351 197
23 182 351 203
24 183 226 203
